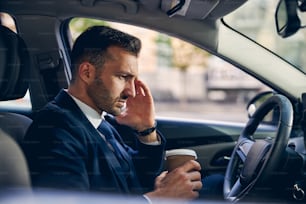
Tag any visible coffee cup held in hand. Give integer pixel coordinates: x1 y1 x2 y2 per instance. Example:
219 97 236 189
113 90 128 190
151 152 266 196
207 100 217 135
165 149 197 171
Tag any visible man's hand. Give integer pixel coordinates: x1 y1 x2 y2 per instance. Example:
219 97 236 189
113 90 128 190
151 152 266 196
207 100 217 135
116 80 155 131
145 160 203 201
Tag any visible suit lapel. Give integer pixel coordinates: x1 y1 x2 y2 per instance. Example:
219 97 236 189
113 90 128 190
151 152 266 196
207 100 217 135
54 89 130 193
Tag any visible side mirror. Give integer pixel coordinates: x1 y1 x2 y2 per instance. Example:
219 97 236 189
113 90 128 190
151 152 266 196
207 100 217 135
275 0 301 38
247 91 279 124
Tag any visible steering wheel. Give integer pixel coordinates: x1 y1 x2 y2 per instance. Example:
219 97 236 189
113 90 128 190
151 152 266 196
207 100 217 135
223 94 293 201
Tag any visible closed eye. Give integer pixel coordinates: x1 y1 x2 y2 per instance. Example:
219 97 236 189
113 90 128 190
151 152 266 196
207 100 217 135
118 75 129 80
117 73 134 81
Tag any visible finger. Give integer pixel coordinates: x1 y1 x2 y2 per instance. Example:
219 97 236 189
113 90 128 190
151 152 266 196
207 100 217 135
156 171 168 181
191 180 203 191
180 160 201 172
187 170 202 182
136 80 151 97
155 171 168 187
134 80 143 95
191 191 199 199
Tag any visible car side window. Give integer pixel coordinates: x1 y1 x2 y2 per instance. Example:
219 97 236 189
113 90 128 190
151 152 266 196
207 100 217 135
68 18 272 123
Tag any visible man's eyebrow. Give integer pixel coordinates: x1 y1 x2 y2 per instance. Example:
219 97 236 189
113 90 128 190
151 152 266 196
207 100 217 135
116 71 136 77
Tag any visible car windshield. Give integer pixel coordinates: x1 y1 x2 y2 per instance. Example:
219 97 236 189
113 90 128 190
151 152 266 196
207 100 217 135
224 0 306 74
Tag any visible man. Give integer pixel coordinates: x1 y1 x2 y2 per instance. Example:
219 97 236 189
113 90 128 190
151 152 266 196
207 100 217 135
23 26 202 201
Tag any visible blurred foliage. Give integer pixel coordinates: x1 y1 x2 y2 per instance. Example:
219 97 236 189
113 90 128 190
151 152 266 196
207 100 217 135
155 33 210 71
69 18 109 41
171 38 210 72
155 34 173 68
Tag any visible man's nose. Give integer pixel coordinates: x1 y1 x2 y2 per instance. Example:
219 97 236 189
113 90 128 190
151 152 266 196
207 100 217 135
125 80 136 97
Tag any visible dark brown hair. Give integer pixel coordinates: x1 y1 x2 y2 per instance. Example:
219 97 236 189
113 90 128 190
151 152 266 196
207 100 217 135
70 26 141 82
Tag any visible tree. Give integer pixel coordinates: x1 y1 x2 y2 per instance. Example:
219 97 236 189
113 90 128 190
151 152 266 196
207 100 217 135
69 18 109 41
171 38 210 103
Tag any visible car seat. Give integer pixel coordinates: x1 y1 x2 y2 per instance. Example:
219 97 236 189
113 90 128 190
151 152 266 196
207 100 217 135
0 25 32 189
0 130 30 189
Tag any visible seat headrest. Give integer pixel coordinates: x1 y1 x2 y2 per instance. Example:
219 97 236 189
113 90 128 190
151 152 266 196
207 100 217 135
0 25 29 100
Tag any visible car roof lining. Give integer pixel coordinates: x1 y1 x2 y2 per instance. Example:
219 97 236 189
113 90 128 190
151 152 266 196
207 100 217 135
0 0 247 54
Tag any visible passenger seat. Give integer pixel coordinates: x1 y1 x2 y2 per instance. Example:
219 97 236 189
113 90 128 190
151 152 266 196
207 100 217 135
0 25 32 189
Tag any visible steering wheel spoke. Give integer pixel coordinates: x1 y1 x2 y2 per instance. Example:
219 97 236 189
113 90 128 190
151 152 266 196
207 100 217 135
236 140 254 162
225 178 243 201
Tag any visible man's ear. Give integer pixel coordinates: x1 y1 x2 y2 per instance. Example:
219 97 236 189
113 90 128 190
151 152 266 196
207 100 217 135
78 62 95 84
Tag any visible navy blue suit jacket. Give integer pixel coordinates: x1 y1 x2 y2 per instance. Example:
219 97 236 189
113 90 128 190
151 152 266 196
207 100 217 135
23 90 166 194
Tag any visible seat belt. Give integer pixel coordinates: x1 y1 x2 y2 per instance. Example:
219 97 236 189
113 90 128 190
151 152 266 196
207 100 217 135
37 51 67 101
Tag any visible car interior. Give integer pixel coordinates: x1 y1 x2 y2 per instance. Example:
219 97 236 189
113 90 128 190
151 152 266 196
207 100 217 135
0 24 31 189
0 0 306 203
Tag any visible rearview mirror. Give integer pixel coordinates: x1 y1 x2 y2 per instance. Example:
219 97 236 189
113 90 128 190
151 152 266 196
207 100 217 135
275 0 301 38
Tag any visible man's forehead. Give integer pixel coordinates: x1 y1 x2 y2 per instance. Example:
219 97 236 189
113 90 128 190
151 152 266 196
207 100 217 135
107 46 137 58
104 48 138 75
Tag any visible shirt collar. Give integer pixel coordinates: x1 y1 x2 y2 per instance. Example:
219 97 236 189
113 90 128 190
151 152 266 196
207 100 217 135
66 90 104 129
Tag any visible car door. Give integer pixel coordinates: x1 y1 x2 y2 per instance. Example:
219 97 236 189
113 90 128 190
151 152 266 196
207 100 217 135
157 116 277 176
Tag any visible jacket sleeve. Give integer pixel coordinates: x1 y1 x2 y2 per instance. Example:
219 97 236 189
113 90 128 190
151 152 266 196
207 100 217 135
22 110 90 191
105 115 166 192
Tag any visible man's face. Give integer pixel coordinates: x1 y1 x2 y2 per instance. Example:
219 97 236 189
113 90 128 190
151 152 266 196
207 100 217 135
87 46 138 116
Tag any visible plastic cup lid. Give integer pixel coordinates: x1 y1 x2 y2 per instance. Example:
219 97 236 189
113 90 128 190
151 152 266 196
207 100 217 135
165 149 197 159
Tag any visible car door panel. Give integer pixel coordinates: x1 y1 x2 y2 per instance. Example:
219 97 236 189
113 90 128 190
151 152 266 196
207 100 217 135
156 117 277 174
